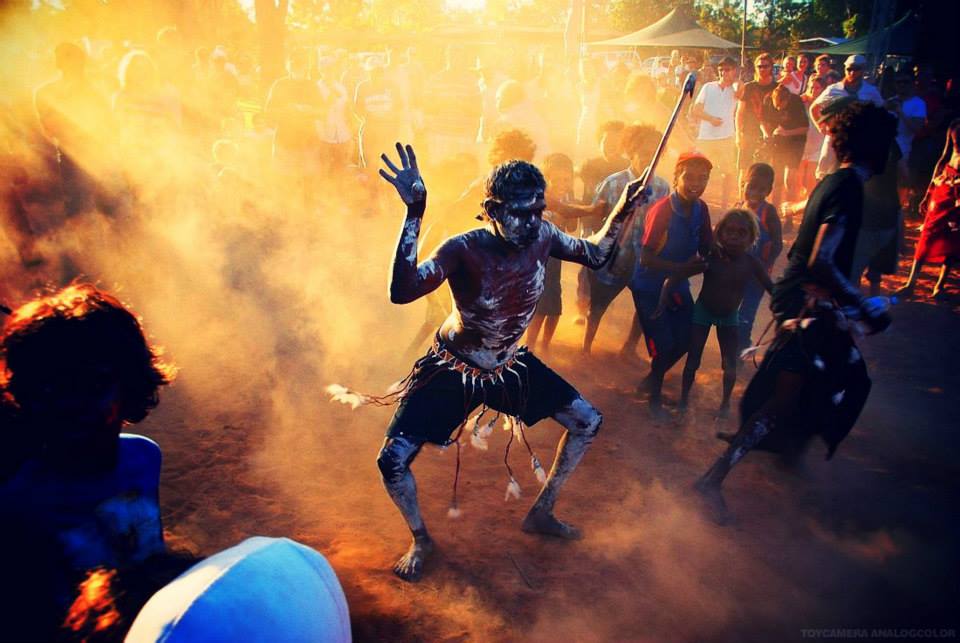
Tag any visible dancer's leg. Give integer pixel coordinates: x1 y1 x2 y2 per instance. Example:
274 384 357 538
523 397 601 540
376 436 433 581
695 370 804 520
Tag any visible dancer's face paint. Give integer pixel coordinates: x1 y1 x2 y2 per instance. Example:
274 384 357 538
490 190 545 248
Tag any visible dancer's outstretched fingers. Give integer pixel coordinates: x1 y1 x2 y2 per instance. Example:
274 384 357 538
406 144 418 169
396 141 409 168
379 168 398 185
381 153 401 175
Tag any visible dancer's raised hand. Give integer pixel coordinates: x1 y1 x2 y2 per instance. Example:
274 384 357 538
379 142 426 206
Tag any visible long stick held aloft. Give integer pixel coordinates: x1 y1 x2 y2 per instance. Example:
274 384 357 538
608 72 697 256
643 72 697 186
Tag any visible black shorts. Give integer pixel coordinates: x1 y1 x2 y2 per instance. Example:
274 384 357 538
387 346 580 445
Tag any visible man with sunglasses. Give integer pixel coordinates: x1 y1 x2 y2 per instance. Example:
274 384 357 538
735 53 778 183
374 143 650 581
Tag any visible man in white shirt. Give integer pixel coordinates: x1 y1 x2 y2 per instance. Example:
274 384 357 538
691 56 738 207
810 54 884 178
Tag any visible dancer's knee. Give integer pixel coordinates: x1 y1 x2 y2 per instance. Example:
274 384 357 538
557 397 602 438
377 438 418 483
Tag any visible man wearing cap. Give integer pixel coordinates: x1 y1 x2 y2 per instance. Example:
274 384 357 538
810 56 883 178
811 55 883 120
633 151 714 416
691 56 738 208
887 70 927 160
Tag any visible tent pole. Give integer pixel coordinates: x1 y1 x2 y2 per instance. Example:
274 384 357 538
740 0 747 69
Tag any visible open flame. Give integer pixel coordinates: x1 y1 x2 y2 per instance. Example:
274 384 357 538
63 567 122 640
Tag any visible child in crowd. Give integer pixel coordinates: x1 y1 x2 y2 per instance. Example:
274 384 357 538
527 152 576 351
736 163 783 350
657 209 772 416
0 284 188 640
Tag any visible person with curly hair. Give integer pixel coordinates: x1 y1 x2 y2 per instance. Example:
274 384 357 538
694 102 897 523
0 284 178 639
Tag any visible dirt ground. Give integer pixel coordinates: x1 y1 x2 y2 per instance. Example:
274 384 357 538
137 212 960 643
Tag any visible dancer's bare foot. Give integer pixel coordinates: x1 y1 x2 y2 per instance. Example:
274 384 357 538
522 508 582 540
393 537 434 582
693 478 729 525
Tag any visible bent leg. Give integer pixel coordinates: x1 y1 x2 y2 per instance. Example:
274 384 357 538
695 369 804 521
377 436 433 581
523 397 602 540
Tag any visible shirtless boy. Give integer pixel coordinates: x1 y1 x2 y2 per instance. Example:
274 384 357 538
658 209 773 416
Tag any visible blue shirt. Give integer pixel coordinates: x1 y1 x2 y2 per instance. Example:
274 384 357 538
592 167 671 285
631 192 712 292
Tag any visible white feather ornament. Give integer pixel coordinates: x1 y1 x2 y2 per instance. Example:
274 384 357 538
325 384 367 409
470 431 489 451
531 456 547 484
504 477 522 501
739 345 761 360
479 416 496 438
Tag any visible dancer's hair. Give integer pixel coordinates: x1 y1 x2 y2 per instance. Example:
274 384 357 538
485 160 546 204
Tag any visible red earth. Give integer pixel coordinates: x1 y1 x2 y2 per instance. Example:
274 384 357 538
142 207 960 643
